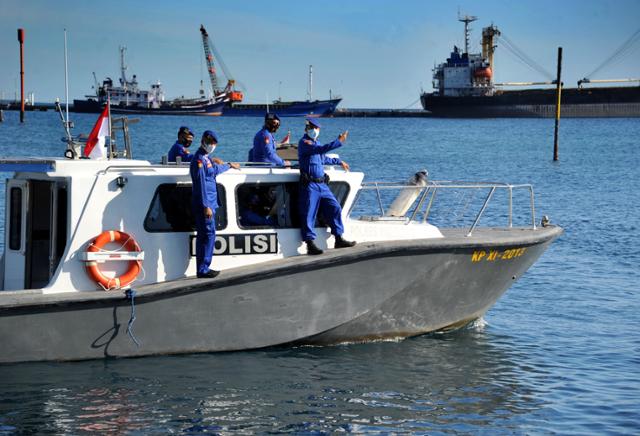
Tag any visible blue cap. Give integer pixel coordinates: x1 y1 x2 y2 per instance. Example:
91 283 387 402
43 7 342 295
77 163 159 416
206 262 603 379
202 130 218 143
305 118 321 129
265 112 280 122
178 126 194 136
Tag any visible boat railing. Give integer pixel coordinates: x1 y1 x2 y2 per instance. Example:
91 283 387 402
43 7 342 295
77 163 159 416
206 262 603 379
354 180 537 236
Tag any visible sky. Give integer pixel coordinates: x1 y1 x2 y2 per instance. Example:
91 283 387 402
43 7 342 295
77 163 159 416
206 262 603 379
1 0 639 108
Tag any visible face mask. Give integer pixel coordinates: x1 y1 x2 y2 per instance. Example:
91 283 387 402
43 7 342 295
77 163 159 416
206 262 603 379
307 128 320 140
203 143 216 154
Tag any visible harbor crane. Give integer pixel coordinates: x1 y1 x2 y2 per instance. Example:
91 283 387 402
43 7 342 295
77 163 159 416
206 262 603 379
199 25 243 103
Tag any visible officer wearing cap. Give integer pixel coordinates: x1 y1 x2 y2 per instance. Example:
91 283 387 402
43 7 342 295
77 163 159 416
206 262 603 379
298 118 356 255
248 113 291 166
190 130 240 278
168 126 195 162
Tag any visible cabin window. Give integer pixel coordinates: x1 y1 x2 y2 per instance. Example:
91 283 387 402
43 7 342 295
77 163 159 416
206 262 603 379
144 183 227 232
9 187 22 250
236 182 350 229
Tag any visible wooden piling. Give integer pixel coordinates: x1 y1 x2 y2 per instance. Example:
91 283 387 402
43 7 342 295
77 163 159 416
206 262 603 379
18 28 25 123
553 47 562 161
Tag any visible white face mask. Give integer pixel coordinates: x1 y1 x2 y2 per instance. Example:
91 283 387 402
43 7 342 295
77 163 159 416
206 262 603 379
307 128 320 140
203 143 216 154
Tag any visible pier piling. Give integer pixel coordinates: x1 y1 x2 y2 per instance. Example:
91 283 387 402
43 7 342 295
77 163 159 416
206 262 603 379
553 47 562 161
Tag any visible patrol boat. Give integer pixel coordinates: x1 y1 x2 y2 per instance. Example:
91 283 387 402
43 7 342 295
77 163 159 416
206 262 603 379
0 139 562 363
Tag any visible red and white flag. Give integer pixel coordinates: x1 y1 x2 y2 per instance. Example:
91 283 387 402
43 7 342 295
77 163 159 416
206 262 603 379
279 130 291 145
84 104 110 159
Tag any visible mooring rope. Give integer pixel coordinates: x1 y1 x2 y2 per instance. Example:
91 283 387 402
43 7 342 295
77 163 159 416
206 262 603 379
124 288 141 347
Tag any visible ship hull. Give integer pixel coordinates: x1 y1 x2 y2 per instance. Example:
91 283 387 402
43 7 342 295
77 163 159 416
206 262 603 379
421 86 640 117
0 226 561 363
72 99 224 116
222 98 341 117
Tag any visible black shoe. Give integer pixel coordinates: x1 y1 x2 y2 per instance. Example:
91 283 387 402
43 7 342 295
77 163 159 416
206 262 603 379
197 270 220 279
305 240 323 255
335 235 356 249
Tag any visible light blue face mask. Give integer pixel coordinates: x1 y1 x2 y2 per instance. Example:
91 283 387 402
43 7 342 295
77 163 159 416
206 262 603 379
307 128 320 140
203 143 216 154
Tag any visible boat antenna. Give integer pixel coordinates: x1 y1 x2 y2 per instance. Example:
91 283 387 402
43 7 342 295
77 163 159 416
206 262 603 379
64 28 70 125
308 65 313 101
57 28 80 159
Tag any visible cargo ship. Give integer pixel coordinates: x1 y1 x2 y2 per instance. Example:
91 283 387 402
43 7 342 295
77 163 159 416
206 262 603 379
420 17 640 117
73 47 224 116
199 25 341 117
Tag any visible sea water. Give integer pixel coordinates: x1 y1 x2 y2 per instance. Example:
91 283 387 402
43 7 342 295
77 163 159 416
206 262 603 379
0 111 638 434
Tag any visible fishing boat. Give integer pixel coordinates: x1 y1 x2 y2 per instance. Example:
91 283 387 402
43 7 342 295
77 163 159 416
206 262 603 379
73 47 225 116
420 16 640 117
0 122 562 363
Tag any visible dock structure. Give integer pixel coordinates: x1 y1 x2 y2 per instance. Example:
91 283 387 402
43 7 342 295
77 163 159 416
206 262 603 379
1 101 57 112
331 108 433 118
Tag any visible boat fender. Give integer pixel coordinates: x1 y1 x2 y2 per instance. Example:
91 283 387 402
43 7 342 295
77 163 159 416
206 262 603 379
85 230 143 290
384 170 428 217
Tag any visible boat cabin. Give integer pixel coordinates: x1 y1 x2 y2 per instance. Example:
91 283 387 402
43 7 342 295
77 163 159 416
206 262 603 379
0 158 442 294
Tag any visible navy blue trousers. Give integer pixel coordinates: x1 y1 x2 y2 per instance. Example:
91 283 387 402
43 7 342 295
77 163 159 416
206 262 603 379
299 182 344 241
194 211 216 274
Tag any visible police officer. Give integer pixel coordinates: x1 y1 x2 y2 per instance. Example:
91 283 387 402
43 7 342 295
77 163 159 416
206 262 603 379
248 113 291 166
298 118 356 255
190 130 240 278
168 126 195 162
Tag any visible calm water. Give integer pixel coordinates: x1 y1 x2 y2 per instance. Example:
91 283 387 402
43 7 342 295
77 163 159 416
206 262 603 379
0 111 639 434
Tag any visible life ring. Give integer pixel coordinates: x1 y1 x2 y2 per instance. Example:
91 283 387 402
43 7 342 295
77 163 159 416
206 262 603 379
85 230 142 290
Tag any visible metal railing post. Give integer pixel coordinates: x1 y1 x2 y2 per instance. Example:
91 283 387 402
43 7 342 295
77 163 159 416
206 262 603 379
423 187 438 222
508 186 513 228
408 186 430 223
529 186 537 229
374 182 384 215
467 187 495 236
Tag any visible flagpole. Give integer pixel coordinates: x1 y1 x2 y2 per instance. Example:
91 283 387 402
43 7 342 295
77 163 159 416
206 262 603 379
107 92 112 159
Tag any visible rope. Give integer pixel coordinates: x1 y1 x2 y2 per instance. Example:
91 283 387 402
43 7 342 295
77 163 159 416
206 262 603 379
401 98 421 109
584 27 640 79
125 288 141 347
498 34 555 81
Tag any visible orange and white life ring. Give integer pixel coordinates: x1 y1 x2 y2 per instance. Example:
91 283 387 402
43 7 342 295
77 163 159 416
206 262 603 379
85 230 142 290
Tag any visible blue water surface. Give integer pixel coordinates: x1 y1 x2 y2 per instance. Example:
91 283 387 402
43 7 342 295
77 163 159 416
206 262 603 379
0 110 638 434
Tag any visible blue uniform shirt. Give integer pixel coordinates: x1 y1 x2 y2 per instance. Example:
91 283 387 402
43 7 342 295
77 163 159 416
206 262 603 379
297 134 342 179
240 209 275 227
189 147 230 210
250 128 285 166
168 141 194 162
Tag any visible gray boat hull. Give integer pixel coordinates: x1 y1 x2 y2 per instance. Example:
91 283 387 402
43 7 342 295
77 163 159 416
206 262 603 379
0 226 561 363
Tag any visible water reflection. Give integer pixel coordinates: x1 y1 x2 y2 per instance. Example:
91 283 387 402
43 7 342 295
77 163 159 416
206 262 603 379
0 324 546 434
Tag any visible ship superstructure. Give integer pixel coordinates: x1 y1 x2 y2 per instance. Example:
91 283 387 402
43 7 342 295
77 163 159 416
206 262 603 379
73 47 223 116
421 17 640 118
432 16 499 97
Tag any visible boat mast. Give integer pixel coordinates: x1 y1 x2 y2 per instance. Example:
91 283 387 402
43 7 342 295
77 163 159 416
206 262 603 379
458 14 477 54
119 46 128 88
